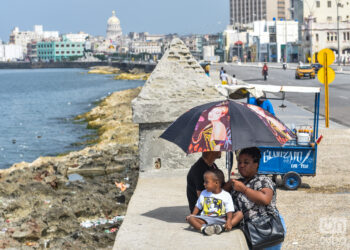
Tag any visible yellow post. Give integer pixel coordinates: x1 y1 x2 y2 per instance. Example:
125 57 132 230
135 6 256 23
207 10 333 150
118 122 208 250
324 52 329 128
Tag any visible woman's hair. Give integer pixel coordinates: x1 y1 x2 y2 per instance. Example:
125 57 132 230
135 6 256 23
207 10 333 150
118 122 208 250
206 169 225 188
239 147 261 163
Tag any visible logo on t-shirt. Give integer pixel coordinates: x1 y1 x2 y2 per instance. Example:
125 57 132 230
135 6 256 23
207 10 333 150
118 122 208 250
202 197 225 216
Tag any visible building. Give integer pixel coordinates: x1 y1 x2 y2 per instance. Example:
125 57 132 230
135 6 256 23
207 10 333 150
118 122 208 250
9 25 59 55
106 10 122 42
0 44 24 61
229 0 292 26
301 22 350 62
129 41 162 54
64 32 89 43
182 35 203 60
27 41 38 62
36 37 84 62
224 20 299 62
293 0 350 62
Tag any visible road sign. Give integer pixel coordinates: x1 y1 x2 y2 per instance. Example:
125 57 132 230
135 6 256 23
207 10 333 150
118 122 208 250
317 67 335 84
318 48 335 66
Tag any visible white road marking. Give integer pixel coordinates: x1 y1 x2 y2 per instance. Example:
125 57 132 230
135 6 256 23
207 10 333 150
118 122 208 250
339 96 349 100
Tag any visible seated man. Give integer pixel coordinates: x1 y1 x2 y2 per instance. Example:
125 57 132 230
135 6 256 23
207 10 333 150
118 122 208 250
249 96 275 116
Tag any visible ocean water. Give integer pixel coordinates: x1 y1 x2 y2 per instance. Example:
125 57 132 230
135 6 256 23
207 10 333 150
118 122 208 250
0 68 144 169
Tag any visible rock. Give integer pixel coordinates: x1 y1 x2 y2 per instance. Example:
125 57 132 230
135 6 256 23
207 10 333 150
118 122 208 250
0 87 142 248
113 73 150 80
87 66 121 75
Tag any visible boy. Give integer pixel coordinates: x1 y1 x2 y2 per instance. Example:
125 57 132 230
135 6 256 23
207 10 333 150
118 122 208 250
186 169 243 235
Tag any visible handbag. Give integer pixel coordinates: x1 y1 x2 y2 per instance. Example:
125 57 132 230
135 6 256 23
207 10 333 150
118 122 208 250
241 213 285 250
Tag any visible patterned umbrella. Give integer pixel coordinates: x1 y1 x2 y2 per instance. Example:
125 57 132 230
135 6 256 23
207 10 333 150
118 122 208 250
160 100 295 153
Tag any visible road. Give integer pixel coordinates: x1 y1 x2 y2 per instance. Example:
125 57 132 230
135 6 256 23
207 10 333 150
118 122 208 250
213 64 350 127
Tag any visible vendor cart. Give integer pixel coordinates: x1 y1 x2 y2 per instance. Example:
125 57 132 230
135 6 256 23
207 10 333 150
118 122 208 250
218 84 321 190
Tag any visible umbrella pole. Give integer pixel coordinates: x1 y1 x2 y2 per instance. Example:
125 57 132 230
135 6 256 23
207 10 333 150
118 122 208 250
226 152 233 181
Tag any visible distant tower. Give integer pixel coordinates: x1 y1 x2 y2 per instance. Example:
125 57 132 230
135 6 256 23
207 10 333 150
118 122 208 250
106 10 122 42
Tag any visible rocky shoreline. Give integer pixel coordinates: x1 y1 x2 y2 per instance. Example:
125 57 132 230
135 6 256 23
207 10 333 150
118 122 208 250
0 87 142 248
88 66 150 80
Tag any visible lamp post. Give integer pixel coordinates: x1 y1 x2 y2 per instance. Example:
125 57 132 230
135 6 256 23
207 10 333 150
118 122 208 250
335 0 342 66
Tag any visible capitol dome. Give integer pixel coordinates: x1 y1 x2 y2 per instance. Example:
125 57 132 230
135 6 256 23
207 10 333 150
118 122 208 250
108 10 120 25
106 10 122 42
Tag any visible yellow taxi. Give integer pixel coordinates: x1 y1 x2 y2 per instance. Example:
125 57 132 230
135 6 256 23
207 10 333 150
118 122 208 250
295 65 315 79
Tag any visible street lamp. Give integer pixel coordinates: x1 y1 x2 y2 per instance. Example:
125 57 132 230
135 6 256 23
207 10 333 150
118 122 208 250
335 0 343 67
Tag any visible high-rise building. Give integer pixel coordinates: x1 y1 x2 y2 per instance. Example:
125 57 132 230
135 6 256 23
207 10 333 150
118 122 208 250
229 0 291 26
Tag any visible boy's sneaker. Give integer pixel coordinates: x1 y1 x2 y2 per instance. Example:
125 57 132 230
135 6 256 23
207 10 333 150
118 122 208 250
201 225 216 236
214 224 225 234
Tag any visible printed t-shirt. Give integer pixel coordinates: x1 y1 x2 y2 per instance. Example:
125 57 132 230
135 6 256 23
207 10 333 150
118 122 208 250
196 189 234 217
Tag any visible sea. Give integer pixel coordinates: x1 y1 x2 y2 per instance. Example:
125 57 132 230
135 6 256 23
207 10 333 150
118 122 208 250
0 68 144 169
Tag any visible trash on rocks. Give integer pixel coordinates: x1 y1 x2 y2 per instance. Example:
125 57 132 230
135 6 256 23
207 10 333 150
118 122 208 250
115 182 130 192
44 200 51 204
80 216 124 228
25 241 37 246
104 227 118 234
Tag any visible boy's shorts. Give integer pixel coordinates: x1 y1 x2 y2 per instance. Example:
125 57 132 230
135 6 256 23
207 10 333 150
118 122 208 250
195 215 226 225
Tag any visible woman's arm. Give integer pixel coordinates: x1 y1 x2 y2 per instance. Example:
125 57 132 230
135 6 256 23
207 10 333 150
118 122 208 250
232 180 273 206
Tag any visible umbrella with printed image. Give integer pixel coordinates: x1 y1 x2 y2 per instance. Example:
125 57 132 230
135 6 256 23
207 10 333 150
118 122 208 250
160 100 295 154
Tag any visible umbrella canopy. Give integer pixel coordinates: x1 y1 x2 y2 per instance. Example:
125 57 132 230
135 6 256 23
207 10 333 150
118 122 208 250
160 100 295 153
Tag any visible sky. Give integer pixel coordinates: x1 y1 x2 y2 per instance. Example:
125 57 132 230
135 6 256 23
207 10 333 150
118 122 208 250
0 0 229 42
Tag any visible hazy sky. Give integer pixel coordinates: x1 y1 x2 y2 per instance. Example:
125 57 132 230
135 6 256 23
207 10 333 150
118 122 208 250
0 0 229 41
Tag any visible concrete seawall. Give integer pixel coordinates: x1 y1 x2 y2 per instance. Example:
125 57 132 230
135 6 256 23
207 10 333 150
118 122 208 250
0 61 156 72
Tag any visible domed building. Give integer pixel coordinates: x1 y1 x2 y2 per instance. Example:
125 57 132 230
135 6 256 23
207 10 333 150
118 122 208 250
106 10 122 42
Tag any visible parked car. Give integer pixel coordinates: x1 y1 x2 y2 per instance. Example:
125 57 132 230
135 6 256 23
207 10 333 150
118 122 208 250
295 65 315 79
311 63 322 73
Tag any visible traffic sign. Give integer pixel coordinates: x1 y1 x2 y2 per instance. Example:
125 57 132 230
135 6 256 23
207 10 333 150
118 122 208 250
317 67 335 84
318 48 335 66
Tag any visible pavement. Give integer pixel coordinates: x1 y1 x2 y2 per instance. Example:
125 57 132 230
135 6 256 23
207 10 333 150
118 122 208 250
220 62 350 75
113 69 346 250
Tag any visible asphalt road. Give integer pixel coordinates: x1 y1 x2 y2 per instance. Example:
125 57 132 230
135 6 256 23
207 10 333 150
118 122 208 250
214 64 350 127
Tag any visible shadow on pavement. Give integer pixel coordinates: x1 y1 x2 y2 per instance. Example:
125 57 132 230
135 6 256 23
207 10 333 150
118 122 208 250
142 205 189 223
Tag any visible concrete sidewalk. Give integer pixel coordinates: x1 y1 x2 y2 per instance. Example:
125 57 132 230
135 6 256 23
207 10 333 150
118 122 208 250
113 170 249 250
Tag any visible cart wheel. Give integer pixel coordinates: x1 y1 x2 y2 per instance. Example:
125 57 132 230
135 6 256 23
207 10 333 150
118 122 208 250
283 172 301 190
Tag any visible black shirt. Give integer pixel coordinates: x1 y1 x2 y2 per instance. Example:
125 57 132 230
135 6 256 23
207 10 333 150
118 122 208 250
186 157 218 212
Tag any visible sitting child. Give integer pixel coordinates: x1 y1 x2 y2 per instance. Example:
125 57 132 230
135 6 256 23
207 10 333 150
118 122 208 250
186 169 243 235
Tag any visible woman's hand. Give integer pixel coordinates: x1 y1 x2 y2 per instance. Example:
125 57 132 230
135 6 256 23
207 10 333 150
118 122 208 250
223 179 233 192
232 179 247 193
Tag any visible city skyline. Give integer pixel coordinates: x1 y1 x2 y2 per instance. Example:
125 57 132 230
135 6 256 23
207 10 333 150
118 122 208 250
0 0 229 41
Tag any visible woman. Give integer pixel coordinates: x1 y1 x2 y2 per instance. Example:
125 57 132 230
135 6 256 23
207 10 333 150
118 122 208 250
224 147 286 250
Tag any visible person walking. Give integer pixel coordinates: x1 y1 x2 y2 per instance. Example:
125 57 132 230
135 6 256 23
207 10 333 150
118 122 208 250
262 63 268 81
